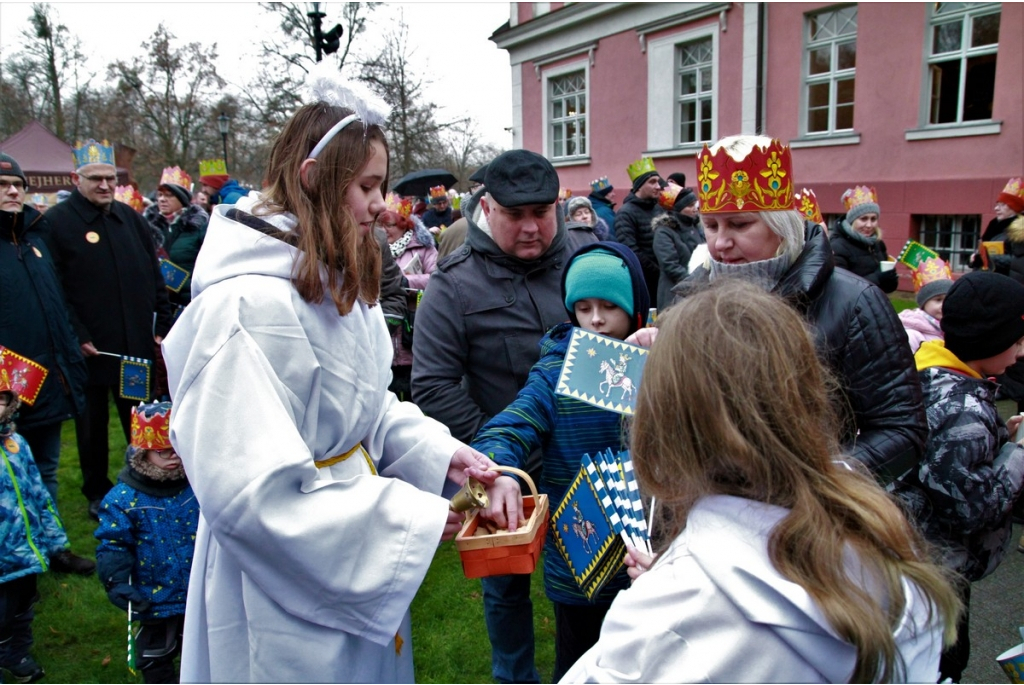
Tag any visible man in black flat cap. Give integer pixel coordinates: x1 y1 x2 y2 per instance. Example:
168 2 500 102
412 149 595 684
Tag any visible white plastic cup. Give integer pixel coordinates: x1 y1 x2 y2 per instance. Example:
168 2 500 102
879 260 896 272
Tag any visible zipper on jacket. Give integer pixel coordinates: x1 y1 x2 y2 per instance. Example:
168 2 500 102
1 444 49 570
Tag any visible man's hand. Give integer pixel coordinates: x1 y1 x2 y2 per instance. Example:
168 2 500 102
80 341 99 357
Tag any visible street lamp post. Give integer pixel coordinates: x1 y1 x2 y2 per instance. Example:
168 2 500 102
307 2 343 63
217 112 230 169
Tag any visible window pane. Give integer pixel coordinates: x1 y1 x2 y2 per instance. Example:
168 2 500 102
934 3 967 15
552 99 563 119
928 60 961 124
553 137 563 158
565 122 576 156
579 119 586 155
836 78 855 105
680 100 696 143
808 107 829 133
700 66 712 92
971 12 1000 48
565 97 577 117
578 95 585 114
837 40 856 70
808 46 831 75
680 70 697 96
700 98 712 142
808 82 830 108
932 21 961 54
835 103 854 130
963 52 997 121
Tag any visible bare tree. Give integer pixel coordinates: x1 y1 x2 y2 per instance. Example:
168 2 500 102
440 121 504 192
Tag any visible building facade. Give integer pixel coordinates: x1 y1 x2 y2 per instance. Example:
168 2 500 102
491 2 1023 277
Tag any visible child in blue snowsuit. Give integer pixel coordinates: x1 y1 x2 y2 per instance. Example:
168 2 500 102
472 242 650 681
0 381 69 683
95 401 199 684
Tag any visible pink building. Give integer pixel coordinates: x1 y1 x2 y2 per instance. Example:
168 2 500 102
491 2 1023 278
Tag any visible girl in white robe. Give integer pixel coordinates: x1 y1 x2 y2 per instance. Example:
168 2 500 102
561 280 962 683
162 76 502 683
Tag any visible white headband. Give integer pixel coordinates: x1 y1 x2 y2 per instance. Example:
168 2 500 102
308 114 360 160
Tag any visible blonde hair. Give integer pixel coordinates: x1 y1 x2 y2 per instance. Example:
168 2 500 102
256 103 386 315
633 279 960 682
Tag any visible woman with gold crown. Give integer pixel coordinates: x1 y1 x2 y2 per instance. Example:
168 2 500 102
646 135 928 487
160 64 502 683
142 166 209 307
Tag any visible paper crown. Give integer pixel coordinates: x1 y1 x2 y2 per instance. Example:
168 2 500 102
114 185 145 212
130 402 172 451
559 188 573 201
199 158 228 178
696 139 794 213
658 185 681 211
590 177 611 193
159 166 192 191
897 240 940 269
0 346 48 406
428 185 447 200
793 188 824 225
842 185 878 212
911 256 953 292
626 157 657 183
999 178 1024 211
72 139 115 169
384 192 412 219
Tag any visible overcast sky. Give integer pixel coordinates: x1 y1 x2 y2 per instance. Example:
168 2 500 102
0 1 515 148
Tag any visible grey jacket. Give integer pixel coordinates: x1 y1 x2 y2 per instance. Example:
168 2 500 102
411 190 592 444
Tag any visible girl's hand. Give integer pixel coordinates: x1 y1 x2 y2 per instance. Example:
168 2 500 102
623 545 656 583
448 446 499 487
625 327 658 348
1009 414 1024 443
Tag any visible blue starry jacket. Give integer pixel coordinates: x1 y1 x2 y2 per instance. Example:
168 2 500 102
95 469 199 619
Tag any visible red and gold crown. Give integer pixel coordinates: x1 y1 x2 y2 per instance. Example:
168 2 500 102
999 178 1024 212
428 185 447 200
159 166 192 190
841 185 878 212
658 185 681 211
115 185 145 213
911 256 953 292
0 346 48 406
130 402 172 451
384 192 412 219
793 188 824 225
696 139 793 213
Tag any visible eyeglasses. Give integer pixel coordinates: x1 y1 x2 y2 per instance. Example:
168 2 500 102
79 174 117 184
0 180 26 191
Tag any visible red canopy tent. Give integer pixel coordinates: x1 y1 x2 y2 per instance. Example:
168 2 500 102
0 120 74 193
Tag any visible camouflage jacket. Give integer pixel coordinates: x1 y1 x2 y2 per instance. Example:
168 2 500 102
895 341 1024 581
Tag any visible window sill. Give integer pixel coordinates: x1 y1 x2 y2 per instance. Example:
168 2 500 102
905 121 1001 141
550 156 591 168
641 146 707 159
788 133 861 149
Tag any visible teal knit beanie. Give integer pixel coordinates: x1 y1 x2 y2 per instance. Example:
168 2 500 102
563 249 634 317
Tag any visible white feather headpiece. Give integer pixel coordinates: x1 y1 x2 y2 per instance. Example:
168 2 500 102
304 61 391 159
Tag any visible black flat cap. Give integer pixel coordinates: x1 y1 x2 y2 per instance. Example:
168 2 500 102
484 150 559 207
469 164 488 184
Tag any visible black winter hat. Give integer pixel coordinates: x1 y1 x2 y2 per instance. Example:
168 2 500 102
667 172 687 187
159 182 192 208
674 187 698 211
484 150 559 207
942 271 1024 362
0 153 26 185
630 171 664 194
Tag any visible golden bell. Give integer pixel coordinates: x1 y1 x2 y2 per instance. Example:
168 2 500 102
450 477 488 512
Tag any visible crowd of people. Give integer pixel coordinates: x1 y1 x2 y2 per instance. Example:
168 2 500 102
2 64 1024 684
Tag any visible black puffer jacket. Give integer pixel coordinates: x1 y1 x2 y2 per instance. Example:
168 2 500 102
675 222 927 485
615 192 663 300
0 207 87 429
829 221 898 293
651 211 703 310
143 203 209 305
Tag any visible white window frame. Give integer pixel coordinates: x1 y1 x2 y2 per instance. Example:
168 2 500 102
917 214 982 273
922 3 1000 128
542 60 589 163
646 24 718 155
675 37 715 147
801 5 858 137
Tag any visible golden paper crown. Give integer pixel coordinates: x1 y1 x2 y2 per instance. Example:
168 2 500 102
697 139 793 213
72 139 115 168
559 188 573 201
1002 178 1023 199
130 402 172 451
658 185 681 211
159 166 192 190
626 157 657 183
793 188 824 225
385 192 412 219
114 185 145 212
428 185 447 200
590 177 611 192
199 158 228 177
911 256 953 292
841 185 878 212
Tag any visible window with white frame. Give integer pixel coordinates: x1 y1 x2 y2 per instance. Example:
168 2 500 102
918 215 981 272
548 70 587 159
676 38 714 145
804 6 857 135
926 3 999 125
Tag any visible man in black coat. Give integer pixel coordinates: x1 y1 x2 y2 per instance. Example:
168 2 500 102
616 167 665 301
42 144 173 519
0 152 95 573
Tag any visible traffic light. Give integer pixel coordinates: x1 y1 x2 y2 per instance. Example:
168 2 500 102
307 4 343 63
321 24 343 57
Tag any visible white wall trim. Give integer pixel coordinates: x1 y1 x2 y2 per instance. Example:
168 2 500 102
510 2 519 29
905 121 1002 141
741 3 760 134
646 24 719 153
511 63 524 150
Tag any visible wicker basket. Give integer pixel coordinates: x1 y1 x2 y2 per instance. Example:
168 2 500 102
455 466 549 579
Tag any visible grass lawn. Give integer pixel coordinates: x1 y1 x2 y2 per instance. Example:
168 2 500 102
29 417 555 683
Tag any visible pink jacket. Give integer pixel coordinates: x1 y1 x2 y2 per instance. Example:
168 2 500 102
898 307 943 353
393 233 438 291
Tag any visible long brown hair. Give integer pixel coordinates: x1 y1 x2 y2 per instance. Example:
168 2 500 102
633 279 960 682
256 103 387 315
